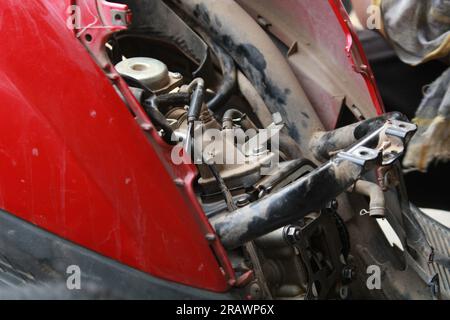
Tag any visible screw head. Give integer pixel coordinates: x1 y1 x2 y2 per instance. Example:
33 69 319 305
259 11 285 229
272 112 283 125
342 266 355 282
236 197 250 207
205 233 216 241
172 72 182 79
173 178 185 187
252 145 266 155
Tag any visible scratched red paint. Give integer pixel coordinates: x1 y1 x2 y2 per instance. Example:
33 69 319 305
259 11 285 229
0 0 382 292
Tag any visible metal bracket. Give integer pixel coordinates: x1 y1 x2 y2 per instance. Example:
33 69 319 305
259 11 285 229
337 146 381 167
385 120 417 140
381 120 417 166
337 119 417 167
72 1 130 67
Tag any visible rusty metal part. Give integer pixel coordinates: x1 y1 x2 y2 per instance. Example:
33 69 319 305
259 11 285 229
170 0 323 158
376 166 400 191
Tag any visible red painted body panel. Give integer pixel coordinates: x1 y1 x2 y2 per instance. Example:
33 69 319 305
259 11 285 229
0 0 229 292
238 0 384 131
0 0 382 293
328 0 385 116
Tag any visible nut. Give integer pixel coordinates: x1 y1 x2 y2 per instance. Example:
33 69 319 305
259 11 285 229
284 226 301 244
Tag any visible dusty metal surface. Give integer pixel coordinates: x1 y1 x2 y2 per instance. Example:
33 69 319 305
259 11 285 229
212 116 415 249
309 112 409 162
237 0 383 129
212 159 363 249
170 0 323 159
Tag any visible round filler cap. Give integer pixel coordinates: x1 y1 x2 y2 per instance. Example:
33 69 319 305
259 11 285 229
115 57 170 91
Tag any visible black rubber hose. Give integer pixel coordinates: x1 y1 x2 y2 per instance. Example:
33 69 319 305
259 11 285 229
206 42 237 112
121 74 192 145
222 109 243 129
152 92 191 115
222 109 257 131
120 74 174 144
122 73 190 110
143 93 191 145
121 74 154 98
143 102 178 145
187 79 206 123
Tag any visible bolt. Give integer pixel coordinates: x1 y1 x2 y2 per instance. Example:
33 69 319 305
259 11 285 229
256 16 271 29
331 199 339 210
205 233 216 241
257 188 267 199
248 282 262 299
284 226 301 244
272 112 283 125
140 123 152 131
172 72 182 80
236 197 250 207
252 145 266 155
342 266 355 283
173 178 185 187
339 285 349 300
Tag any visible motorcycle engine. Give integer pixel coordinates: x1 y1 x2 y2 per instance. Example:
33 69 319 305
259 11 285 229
106 0 418 300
